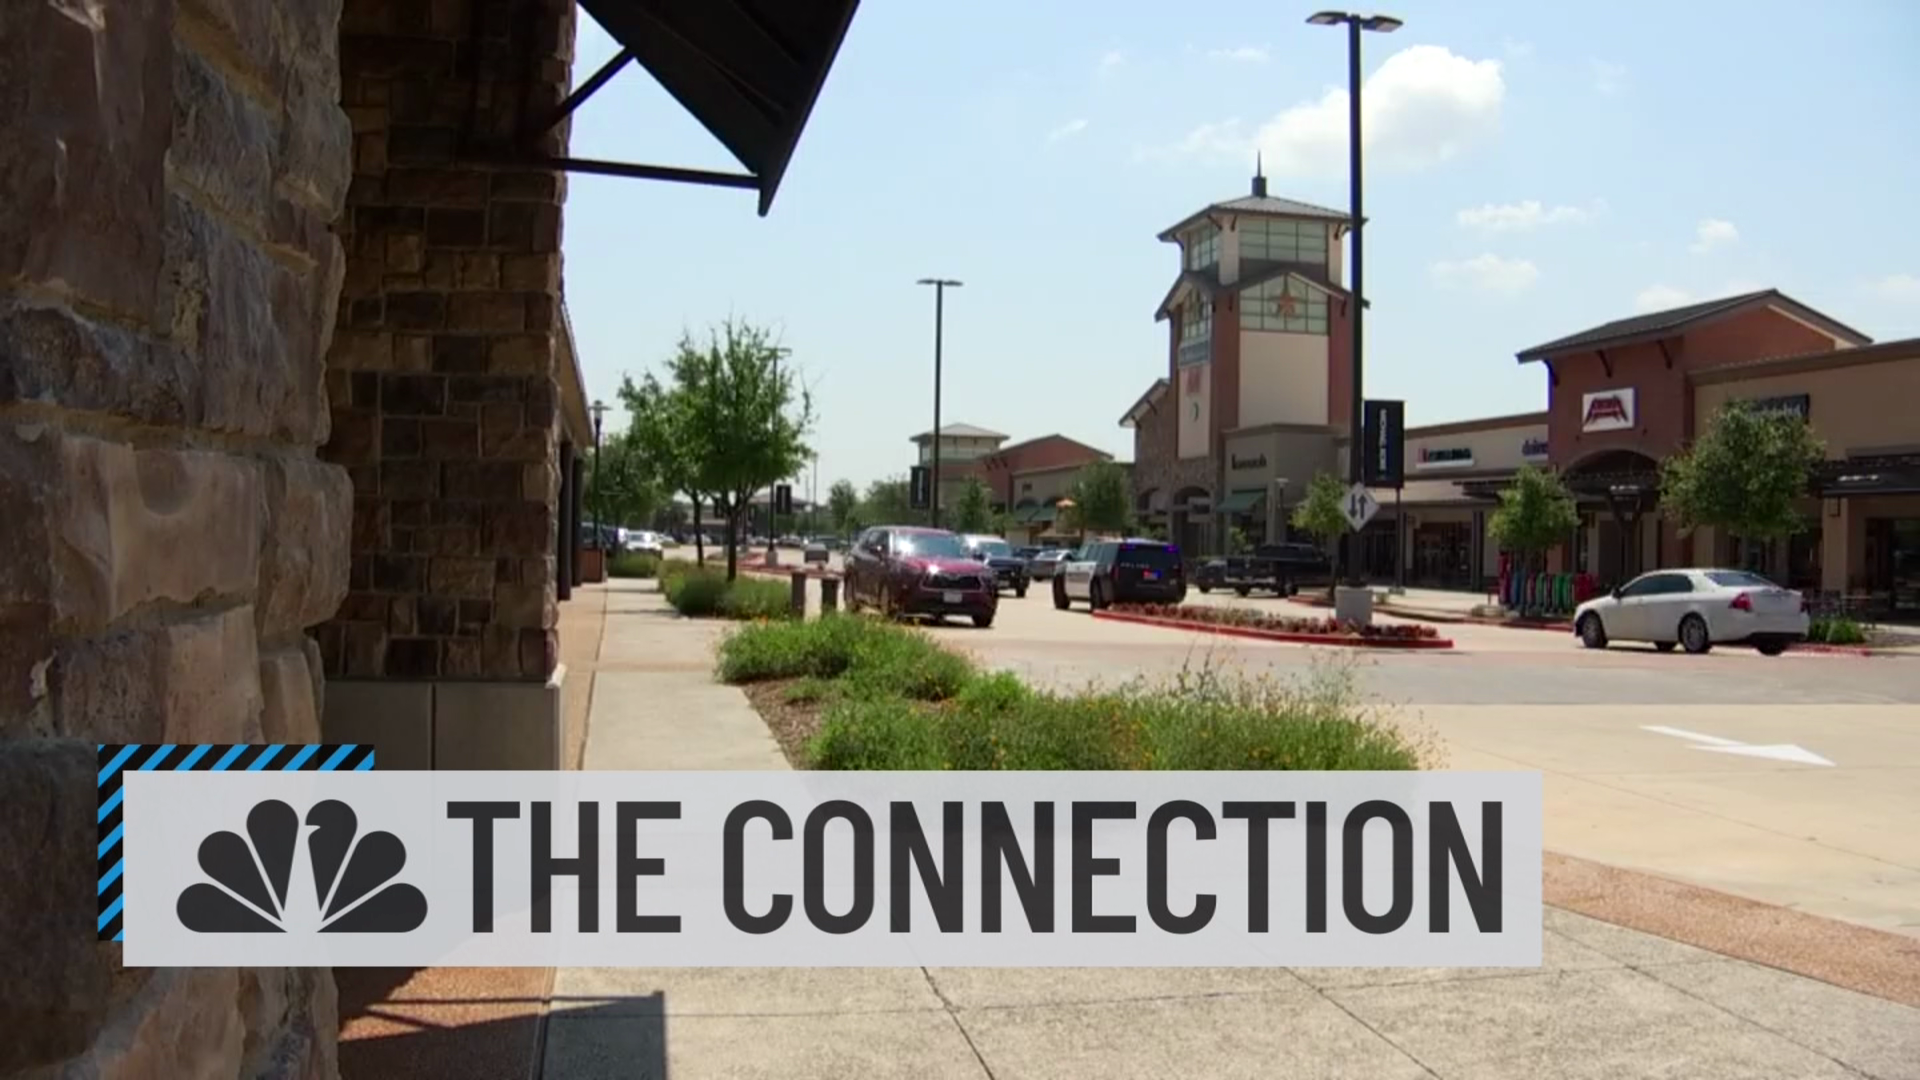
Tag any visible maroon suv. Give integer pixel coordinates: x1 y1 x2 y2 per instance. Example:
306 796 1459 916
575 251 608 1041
844 526 999 628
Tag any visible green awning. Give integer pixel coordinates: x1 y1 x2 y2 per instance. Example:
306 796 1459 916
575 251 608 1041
1218 490 1264 514
1011 506 1040 523
1028 505 1059 523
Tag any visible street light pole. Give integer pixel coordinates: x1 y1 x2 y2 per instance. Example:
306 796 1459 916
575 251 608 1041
590 398 607 556
917 278 962 529
1308 10 1400 587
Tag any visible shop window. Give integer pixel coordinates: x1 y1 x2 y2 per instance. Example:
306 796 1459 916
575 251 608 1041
1184 226 1219 270
1240 277 1327 334
1239 219 1328 264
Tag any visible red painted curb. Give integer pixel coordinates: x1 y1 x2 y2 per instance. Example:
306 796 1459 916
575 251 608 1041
1093 610 1455 650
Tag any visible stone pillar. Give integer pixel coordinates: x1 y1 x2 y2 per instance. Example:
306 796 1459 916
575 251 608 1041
0 0 351 1075
318 0 575 771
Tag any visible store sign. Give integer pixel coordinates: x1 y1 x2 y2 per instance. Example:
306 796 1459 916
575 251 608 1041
1414 446 1475 470
1580 388 1637 433
1522 437 1550 460
1362 399 1406 489
1228 453 1267 471
1742 394 1810 421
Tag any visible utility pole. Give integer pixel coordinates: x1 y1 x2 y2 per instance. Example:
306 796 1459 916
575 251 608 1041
916 278 962 528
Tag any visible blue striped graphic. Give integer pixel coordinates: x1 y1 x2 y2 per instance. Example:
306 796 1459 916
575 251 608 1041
96 743 374 942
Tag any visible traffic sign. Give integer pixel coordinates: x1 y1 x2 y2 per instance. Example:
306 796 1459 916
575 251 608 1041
1343 483 1380 532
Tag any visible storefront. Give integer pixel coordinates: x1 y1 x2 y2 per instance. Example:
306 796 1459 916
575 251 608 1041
1218 424 1339 550
1363 413 1550 591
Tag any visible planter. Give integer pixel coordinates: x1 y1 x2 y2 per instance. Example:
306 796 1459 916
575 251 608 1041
579 548 606 583
1097 606 1453 650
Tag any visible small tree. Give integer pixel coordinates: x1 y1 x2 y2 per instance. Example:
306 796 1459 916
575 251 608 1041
950 477 993 534
621 371 709 564
861 475 913 526
1487 464 1580 579
1290 472 1350 593
1066 461 1131 535
826 479 860 537
1661 401 1824 563
585 431 661 529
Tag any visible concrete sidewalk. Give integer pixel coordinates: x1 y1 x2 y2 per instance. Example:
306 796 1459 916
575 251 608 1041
544 580 1920 1079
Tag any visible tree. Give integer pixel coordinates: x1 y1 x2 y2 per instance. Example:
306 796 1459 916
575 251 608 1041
1065 461 1131 536
1660 401 1825 556
621 369 710 564
1290 472 1350 593
861 475 913 526
826 479 860 537
1487 464 1580 578
584 431 660 529
950 477 993 534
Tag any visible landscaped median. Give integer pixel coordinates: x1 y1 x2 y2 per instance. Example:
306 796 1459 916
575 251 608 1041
1097 602 1455 650
713 614 1436 770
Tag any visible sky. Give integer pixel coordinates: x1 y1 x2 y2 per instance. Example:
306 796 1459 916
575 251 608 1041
561 0 1920 495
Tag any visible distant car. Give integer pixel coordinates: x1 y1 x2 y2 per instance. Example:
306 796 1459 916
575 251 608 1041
1573 568 1809 655
1026 549 1071 580
960 534 1029 598
625 530 665 556
1195 542 1332 596
843 526 998 628
1053 538 1186 610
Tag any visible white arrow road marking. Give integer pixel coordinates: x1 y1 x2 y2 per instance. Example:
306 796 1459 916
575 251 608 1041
1640 725 1835 766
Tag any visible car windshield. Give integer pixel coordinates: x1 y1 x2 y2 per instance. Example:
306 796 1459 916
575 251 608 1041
971 539 1012 558
894 532 968 559
1116 543 1178 569
1705 570 1778 588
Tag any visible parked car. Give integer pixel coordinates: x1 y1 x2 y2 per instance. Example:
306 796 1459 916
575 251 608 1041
625 530 666 556
1194 542 1334 596
1053 538 1186 610
1027 549 1071 580
1572 568 1809 655
843 526 998 627
960 534 1029 597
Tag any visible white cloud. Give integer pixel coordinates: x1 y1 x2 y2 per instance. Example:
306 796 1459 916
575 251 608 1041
1633 285 1694 313
1591 60 1627 95
1689 218 1739 254
1047 118 1089 143
1456 200 1596 232
1208 45 1269 63
1135 118 1250 162
1869 273 1920 302
1099 49 1126 70
1430 254 1540 295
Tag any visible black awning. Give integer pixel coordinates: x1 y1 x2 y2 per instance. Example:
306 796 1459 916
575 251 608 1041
577 0 860 215
1813 454 1920 497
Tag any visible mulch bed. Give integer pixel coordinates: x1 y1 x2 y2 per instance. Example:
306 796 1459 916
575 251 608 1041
741 679 826 767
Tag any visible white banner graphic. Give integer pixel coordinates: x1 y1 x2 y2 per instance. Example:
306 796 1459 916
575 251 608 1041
122 771 1542 968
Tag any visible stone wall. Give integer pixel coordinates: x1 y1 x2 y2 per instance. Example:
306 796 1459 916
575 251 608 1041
319 0 573 694
0 0 351 1076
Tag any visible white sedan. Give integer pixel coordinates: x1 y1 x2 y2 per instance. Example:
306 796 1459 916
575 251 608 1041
1573 568 1809 656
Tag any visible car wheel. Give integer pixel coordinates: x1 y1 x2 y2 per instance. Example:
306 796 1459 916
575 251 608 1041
1679 615 1712 655
1172 586 1188 606
1577 613 1609 649
1198 585 1212 594
1089 579 1108 611
1015 584 1028 599
972 613 994 629
1654 641 1676 653
1053 578 1070 610
1755 639 1787 657
1234 585 1251 598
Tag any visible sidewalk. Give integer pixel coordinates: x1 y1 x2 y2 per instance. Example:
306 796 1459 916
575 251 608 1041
540 581 1920 1080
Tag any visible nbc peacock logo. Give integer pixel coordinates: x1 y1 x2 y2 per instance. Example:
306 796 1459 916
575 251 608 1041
176 799 428 934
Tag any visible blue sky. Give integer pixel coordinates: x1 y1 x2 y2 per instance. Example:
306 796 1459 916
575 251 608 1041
562 0 1920 493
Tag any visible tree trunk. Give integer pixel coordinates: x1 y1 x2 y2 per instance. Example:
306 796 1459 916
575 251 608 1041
724 498 740 581
690 495 705 564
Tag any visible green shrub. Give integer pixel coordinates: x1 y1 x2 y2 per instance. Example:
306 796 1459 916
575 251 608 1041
1808 616 1867 646
608 551 660 578
809 697 946 770
664 566 795 621
716 615 975 697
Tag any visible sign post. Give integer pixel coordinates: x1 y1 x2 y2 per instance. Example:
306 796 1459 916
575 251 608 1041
909 466 932 512
1344 483 1380 532
1361 399 1405 489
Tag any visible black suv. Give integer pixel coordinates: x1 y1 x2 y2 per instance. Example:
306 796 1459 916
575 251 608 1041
1052 538 1186 609
1195 542 1332 596
961 534 1029 597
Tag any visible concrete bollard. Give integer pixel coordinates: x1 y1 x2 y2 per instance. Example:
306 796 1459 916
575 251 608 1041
790 571 808 617
820 576 840 613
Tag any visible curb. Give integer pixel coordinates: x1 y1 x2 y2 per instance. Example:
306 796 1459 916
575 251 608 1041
1283 595 1570 632
1093 610 1455 650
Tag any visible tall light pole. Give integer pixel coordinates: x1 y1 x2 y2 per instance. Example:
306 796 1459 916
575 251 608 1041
590 399 607 554
767 347 791 559
1308 10 1399 586
916 277 962 528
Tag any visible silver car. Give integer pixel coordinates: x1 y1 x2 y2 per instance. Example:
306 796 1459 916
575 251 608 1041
1026 549 1071 580
1573 568 1809 655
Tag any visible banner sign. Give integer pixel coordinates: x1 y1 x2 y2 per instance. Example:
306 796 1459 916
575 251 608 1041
1362 400 1405 489
118 770 1542 969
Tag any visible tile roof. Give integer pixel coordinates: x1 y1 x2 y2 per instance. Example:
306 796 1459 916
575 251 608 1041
910 422 1008 441
1515 289 1872 362
1157 194 1350 241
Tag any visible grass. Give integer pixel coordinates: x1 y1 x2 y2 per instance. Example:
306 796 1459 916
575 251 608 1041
660 563 796 621
718 614 1431 771
1807 615 1868 646
608 551 660 579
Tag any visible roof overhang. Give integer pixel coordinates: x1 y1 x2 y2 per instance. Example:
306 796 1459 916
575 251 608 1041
1516 290 1872 365
1120 378 1171 427
537 0 860 216
556 301 594 447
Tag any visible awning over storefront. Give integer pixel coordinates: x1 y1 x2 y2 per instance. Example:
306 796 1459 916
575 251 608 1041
1367 478 1482 508
1018 505 1059 524
1814 453 1920 497
1217 490 1265 514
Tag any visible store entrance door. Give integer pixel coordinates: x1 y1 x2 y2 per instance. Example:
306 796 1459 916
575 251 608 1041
1413 522 1471 588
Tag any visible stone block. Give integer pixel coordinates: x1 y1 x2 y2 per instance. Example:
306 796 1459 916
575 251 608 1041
489 333 552 375
0 300 190 427
493 580 555 630
327 329 395 371
382 373 447 415
52 606 265 745
0 0 172 317
257 454 353 637
0 739 108 1073
385 291 447 330
431 557 496 599
450 374 528 403
500 252 559 292
488 501 554 558
49 435 264 634
278 57 354 216
63 968 245 1080
395 171 489 207
168 47 278 229
444 460 524 499
491 170 561 202
422 418 479 459
426 206 487 245
432 335 488 374
448 292 526 332
457 252 501 289
259 646 321 744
